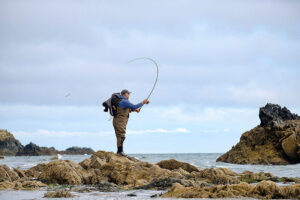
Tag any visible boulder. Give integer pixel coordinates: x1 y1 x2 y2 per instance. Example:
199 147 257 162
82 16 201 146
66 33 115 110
251 180 281 199
156 159 200 173
0 165 19 182
192 168 239 185
259 103 300 127
281 132 300 161
38 160 90 185
0 129 23 156
25 163 47 178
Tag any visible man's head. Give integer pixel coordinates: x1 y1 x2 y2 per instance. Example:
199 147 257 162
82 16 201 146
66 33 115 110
121 89 131 99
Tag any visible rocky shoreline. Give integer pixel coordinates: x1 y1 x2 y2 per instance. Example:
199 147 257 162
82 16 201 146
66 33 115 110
0 129 94 156
1 150 299 199
217 103 300 165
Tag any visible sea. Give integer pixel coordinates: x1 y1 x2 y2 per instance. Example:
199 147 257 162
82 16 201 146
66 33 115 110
1 153 299 200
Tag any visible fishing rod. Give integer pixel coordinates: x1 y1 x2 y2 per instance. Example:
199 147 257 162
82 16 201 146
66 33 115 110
126 57 159 104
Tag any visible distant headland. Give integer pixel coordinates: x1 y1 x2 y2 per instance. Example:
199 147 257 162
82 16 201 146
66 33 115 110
0 129 94 156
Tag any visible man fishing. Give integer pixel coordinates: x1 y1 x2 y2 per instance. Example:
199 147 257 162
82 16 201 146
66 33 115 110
113 89 149 156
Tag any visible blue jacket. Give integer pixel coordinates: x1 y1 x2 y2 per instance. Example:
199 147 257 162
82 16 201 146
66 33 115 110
118 95 143 110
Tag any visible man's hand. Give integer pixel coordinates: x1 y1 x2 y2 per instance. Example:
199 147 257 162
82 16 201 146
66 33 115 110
142 99 150 105
135 109 140 113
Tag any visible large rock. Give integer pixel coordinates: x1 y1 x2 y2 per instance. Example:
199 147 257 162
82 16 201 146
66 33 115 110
0 129 23 156
38 160 90 185
59 146 94 155
217 104 300 165
259 103 300 127
89 151 175 187
16 142 57 156
156 159 200 173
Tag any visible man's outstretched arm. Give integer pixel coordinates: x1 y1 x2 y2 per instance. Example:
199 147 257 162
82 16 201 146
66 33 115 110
119 99 143 110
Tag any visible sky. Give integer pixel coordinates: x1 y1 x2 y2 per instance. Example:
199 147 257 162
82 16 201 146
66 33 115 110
0 0 299 153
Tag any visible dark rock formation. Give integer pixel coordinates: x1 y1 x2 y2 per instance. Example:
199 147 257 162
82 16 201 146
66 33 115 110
16 142 57 156
259 103 300 127
0 129 94 156
0 129 23 156
59 146 94 155
217 103 300 165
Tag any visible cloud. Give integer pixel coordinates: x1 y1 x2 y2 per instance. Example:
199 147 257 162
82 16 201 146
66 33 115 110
160 106 258 123
12 128 190 138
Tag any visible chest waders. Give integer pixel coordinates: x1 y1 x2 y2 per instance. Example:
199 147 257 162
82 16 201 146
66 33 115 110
113 106 130 153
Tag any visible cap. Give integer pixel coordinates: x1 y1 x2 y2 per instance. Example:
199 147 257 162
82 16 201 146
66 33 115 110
121 89 131 95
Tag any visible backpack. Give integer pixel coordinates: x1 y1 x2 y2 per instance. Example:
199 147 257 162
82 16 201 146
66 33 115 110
102 93 123 116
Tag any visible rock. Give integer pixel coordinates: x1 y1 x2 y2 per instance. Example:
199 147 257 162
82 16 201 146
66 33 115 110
0 165 19 182
162 181 300 199
89 155 106 169
0 130 95 156
25 163 47 178
259 103 300 127
44 190 73 198
192 168 239 185
134 177 183 190
22 180 47 189
281 132 300 161
217 112 300 164
79 158 91 170
0 129 23 156
239 171 274 183
38 160 90 185
156 159 200 173
251 180 281 199
16 142 57 156
86 151 186 187
13 168 27 179
59 146 94 155
0 180 15 190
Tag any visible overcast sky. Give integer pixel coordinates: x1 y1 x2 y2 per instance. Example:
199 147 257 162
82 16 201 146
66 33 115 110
0 0 299 153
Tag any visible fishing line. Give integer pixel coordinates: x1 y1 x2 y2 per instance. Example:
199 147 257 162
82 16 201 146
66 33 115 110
126 57 159 102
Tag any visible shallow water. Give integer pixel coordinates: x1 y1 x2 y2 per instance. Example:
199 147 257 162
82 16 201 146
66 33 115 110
1 153 299 178
0 189 254 200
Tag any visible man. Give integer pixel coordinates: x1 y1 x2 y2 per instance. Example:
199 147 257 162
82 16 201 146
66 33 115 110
113 89 149 156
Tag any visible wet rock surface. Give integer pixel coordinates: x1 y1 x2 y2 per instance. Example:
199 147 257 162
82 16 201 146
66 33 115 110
162 180 300 199
156 159 199 173
1 150 300 199
44 190 73 198
217 103 300 164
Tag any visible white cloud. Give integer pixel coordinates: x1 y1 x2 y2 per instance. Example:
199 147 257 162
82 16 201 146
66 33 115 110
13 128 190 138
160 106 258 123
